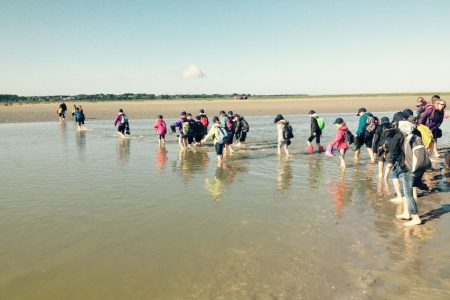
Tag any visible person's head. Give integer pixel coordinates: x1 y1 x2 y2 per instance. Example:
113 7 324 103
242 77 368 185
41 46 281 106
234 113 240 119
307 110 316 115
431 95 441 105
402 109 414 118
180 111 187 117
391 111 406 126
195 115 201 121
199 109 205 114
417 97 426 106
119 109 124 113
380 116 389 124
274 114 284 124
333 117 345 128
356 107 367 116
227 111 233 117
436 99 446 111
219 110 226 117
158 115 163 119
213 116 220 123
187 113 192 120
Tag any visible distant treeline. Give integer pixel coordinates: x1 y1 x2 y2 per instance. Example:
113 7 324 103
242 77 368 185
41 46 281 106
0 93 255 103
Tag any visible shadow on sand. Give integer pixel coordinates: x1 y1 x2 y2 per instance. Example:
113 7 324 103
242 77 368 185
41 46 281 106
420 204 450 224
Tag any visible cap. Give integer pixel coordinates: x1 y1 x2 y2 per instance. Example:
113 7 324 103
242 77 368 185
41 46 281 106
392 112 405 123
402 109 414 117
380 117 389 124
356 107 367 116
333 117 344 124
307 110 316 115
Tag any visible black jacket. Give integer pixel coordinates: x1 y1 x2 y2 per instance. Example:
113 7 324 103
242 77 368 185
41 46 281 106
310 117 321 135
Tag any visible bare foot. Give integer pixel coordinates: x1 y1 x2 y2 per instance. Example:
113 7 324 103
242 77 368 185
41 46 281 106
390 197 403 204
396 213 411 220
404 215 422 226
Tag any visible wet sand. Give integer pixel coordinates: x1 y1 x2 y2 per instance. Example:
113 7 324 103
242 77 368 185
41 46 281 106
1 94 449 123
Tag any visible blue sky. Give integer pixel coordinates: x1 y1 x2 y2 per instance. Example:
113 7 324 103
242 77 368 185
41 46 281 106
1 0 450 96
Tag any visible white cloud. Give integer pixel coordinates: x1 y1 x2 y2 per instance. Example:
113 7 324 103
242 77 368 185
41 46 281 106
181 65 206 79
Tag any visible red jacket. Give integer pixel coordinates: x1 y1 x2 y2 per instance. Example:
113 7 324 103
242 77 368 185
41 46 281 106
153 119 167 135
330 125 350 150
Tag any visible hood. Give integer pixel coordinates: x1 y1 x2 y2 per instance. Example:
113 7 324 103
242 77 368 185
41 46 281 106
339 124 348 132
398 120 416 134
311 113 319 118
278 119 288 125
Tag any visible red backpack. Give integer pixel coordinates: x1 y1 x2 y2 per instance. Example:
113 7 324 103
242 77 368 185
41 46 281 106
200 116 209 127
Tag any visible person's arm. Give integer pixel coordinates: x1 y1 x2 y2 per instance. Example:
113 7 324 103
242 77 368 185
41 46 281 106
418 108 432 125
388 133 402 165
114 114 120 126
329 130 343 147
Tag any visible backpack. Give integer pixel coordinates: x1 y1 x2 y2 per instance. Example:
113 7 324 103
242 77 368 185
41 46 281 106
377 125 396 155
216 127 227 144
416 125 433 150
226 117 235 132
121 114 128 124
283 124 294 140
241 119 250 132
200 116 209 128
345 130 355 145
317 118 325 130
403 133 431 172
365 114 379 135
182 121 192 135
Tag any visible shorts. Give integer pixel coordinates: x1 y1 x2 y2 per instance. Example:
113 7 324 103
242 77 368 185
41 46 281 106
432 128 442 139
194 135 203 143
354 134 373 150
187 135 194 144
118 124 126 134
238 132 247 142
307 133 321 144
78 120 84 126
279 139 291 147
225 131 234 145
214 143 224 156
158 134 166 140
59 113 65 118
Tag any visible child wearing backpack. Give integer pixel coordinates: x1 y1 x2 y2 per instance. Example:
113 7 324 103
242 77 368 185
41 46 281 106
372 116 395 179
326 118 350 169
306 110 324 153
274 114 292 157
114 108 130 138
234 114 249 147
389 114 431 226
202 116 227 163
153 115 168 146
171 111 188 150
355 107 377 163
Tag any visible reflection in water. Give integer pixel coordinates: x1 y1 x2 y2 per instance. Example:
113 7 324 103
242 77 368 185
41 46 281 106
173 148 209 183
328 170 353 217
276 159 293 194
117 139 130 164
156 146 168 174
204 161 248 201
76 131 86 155
308 156 323 191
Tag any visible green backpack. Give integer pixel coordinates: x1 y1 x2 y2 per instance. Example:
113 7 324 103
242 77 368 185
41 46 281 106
317 118 325 130
182 121 191 135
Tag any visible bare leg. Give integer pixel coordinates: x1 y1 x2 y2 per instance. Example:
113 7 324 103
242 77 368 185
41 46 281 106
284 145 290 157
390 178 402 203
339 149 346 169
383 163 393 180
367 148 375 163
432 139 440 158
378 161 384 178
354 149 360 161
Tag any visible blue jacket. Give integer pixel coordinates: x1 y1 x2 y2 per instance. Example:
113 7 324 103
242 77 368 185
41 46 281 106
356 112 373 137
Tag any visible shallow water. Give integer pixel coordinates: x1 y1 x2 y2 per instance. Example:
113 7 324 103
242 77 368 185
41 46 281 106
1 114 449 299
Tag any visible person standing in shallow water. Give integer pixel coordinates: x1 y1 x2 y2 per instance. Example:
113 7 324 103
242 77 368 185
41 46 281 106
153 115 167 146
354 107 376 163
114 109 130 138
326 118 350 169
274 114 292 158
306 110 324 153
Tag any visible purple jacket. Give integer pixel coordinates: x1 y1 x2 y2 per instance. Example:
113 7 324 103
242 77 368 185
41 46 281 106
416 103 427 116
114 112 125 126
418 106 444 132
171 117 186 133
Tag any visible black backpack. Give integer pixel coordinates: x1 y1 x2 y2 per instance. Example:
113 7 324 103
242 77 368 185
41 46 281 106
241 119 250 132
377 125 396 155
345 130 355 145
283 123 294 139
366 114 379 135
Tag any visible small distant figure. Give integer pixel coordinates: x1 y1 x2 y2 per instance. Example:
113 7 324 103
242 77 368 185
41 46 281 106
307 110 324 153
199 109 209 129
326 118 351 169
71 104 77 119
418 97 446 158
153 115 168 146
372 116 395 179
220 111 235 155
202 116 227 164
274 114 292 158
56 102 67 123
185 113 197 147
114 109 130 138
234 114 249 147
75 105 86 131
193 115 207 145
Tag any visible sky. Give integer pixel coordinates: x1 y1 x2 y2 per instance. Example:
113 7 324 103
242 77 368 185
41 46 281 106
1 0 450 96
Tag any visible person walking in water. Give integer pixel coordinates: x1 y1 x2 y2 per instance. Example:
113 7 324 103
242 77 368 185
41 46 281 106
418 98 446 158
170 111 188 150
372 116 395 179
326 118 350 169
153 115 167 146
202 116 227 164
355 107 376 163
75 105 86 131
56 102 66 123
306 110 324 153
114 109 130 138
274 114 293 158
